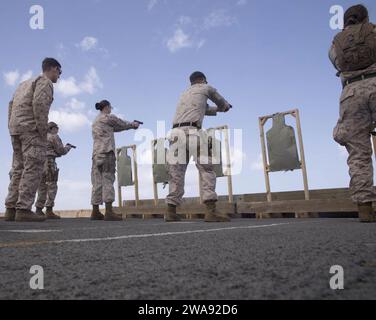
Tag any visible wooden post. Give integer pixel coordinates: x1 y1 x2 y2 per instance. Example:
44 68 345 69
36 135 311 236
117 149 123 208
198 171 203 204
294 109 310 200
151 140 159 207
117 145 141 218
259 117 272 202
223 126 234 204
132 145 140 207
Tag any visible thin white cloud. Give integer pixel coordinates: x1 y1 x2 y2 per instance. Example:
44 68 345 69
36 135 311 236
196 39 206 50
3 71 20 86
167 28 193 53
52 72 100 132
56 43 68 59
20 70 33 82
49 109 91 133
55 67 103 97
251 153 265 171
166 16 206 53
178 16 192 25
237 0 247 6
3 70 34 86
77 36 98 51
147 0 158 11
204 9 237 30
56 77 81 96
80 67 103 94
66 98 86 111
98 47 110 58
164 9 237 53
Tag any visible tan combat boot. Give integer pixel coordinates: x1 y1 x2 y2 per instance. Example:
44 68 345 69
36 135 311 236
104 202 122 221
46 207 61 220
4 208 16 222
91 205 104 221
205 201 230 223
15 209 46 222
358 203 375 223
36 207 45 217
165 204 181 222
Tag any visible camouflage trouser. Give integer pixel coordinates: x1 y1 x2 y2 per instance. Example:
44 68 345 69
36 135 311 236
5 133 46 210
91 151 116 205
333 77 376 204
166 128 218 206
35 158 59 208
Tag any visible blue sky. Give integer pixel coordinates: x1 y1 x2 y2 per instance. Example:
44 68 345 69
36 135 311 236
1 0 375 210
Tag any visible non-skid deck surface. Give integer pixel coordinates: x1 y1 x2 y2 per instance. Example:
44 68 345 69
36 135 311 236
0 218 375 300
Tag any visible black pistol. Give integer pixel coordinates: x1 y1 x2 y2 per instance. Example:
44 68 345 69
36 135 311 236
134 120 144 125
67 143 77 149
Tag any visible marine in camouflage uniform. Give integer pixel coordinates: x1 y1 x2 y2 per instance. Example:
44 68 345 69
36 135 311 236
35 122 72 219
330 5 376 222
165 71 232 223
4 58 61 223
91 100 140 221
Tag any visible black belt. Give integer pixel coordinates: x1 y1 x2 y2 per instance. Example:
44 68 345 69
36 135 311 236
344 72 376 87
173 122 201 129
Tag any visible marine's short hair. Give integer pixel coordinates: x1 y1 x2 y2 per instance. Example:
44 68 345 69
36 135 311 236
344 4 369 27
190 71 207 84
42 58 62 72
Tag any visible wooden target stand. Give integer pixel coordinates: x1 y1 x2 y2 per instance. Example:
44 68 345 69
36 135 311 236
116 145 140 218
117 127 236 220
255 109 312 218
198 125 234 204
151 138 168 207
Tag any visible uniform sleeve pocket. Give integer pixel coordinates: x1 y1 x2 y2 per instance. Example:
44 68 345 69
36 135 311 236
340 87 355 103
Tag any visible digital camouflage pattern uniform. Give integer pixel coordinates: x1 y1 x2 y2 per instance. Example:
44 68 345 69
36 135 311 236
91 113 135 205
166 83 231 206
330 23 376 204
35 133 70 208
5 75 53 210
